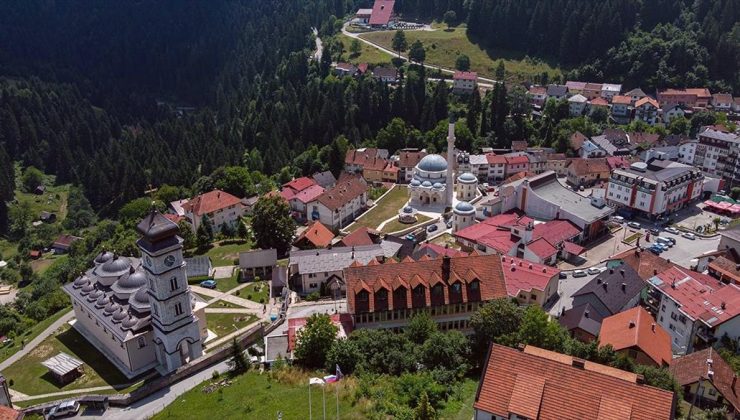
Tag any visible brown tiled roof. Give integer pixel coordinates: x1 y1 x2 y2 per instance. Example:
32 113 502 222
295 221 335 248
182 189 243 217
398 150 427 168
0 405 23 420
709 255 740 284
635 97 659 109
599 306 673 367
546 153 567 160
475 345 676 420
339 227 382 247
345 254 507 313
570 131 588 150
315 176 368 211
669 348 739 412
567 158 610 176
345 148 381 166
610 248 677 280
612 95 632 105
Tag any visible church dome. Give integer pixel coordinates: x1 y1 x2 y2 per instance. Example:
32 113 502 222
94 251 115 264
421 180 432 188
458 172 477 183
73 275 91 289
417 154 448 172
100 256 131 277
112 308 128 322
117 270 147 290
454 201 476 214
81 283 96 295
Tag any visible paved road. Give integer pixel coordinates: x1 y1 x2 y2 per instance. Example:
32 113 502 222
0 310 74 371
192 284 262 310
312 27 323 61
342 23 497 84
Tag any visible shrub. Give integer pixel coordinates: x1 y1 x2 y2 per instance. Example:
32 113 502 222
305 291 320 301
259 298 265 304
212 370 220 380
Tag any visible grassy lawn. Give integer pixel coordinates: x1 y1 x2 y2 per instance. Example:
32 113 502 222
358 24 561 83
623 232 643 244
381 214 432 234
0 238 17 260
208 300 244 309
205 313 258 337
437 377 479 420
3 325 136 395
234 281 269 304
337 33 394 66
16 184 70 222
30 254 68 274
153 369 362 420
346 185 408 233
193 241 252 267
430 233 462 249
0 308 71 365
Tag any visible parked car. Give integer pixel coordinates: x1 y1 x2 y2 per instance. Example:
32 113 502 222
648 247 662 255
572 270 587 278
427 225 438 233
47 401 80 419
199 279 217 289
649 228 660 235
559 272 568 279
656 237 673 247
612 216 625 223
627 222 641 229
665 227 679 235
682 232 696 240
587 267 602 275
653 243 668 251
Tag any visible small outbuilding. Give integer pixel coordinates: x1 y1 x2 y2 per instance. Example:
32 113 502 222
42 352 84 385
185 256 212 278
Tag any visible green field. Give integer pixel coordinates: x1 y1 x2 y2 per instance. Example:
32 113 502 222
338 33 394 66
15 184 70 223
430 233 462 250
358 24 561 83
381 214 432 234
0 308 71 365
346 185 408 233
2 325 135 395
236 281 270 304
205 313 258 337
193 240 252 267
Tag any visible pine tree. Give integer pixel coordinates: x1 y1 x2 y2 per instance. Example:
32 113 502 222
414 392 436 420
228 337 249 374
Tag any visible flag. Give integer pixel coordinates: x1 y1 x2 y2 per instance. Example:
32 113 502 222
336 364 343 380
309 377 325 385
323 375 338 383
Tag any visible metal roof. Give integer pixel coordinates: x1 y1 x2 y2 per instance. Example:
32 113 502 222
42 352 83 376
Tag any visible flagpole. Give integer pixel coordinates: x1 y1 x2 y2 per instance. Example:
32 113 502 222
309 383 312 420
336 383 339 420
323 385 327 420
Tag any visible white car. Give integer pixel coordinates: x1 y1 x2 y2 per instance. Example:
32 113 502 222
664 227 679 235
682 232 696 240
572 270 587 278
47 401 80 419
587 267 602 275
627 221 641 229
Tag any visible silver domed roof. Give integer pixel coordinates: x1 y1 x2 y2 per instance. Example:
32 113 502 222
94 251 115 264
100 256 131 276
122 316 139 330
432 182 444 189
104 301 121 314
96 294 109 308
417 154 448 172
81 283 96 294
112 308 128 322
421 180 432 187
410 179 421 187
88 289 104 300
454 201 476 214
402 206 414 214
117 270 147 290
458 172 477 183
73 275 91 288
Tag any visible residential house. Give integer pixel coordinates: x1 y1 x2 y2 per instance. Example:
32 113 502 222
293 221 335 249
734 97 740 113
307 176 369 230
333 62 357 77
354 8 372 23
662 104 685 125
312 171 337 189
568 94 588 116
601 83 622 101
609 248 678 281
527 85 547 107
606 159 704 219
338 227 383 248
599 306 672 367
467 154 489 182
473 344 677 420
583 82 603 100
368 0 396 28
281 176 316 201
243 196 259 215
263 312 353 364
624 87 647 105
658 88 712 108
565 81 586 95
579 140 607 158
183 189 246 233
669 348 740 417
526 151 547 174
287 184 325 220
238 248 277 282
452 71 477 94
397 149 427 183
288 244 388 295
485 154 507 181
52 234 82 254
360 156 391 183
411 243 467 260
645 266 740 354
345 254 508 331
634 97 659 125
703 248 740 286
169 199 189 217
570 263 645 319
611 95 632 123
381 161 399 183
545 84 568 101
500 255 559 306
569 131 588 154
678 139 698 165
372 66 398 83
719 226 740 255
591 129 632 156
344 147 389 174
566 158 610 187
544 153 568 175
711 93 733 112
589 97 609 115
559 303 603 342
504 155 529 177
511 140 528 152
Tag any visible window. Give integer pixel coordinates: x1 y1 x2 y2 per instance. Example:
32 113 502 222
661 304 666 312
138 337 147 348
678 314 687 324
170 277 179 292
175 302 183 316
671 312 678 321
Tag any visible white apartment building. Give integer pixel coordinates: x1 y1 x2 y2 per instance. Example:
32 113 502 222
678 140 698 165
182 189 246 233
606 160 704 219
693 127 740 185
307 176 368 230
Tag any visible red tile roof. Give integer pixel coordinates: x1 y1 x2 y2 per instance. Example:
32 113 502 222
599 306 672 367
606 156 633 171
283 177 316 193
612 95 632 105
163 214 185 224
182 189 243 217
669 348 740 412
505 155 529 165
652 266 740 328
500 255 558 297
345 254 507 313
567 158 610 177
295 221 335 248
563 241 585 256
590 97 609 106
415 243 468 259
485 153 507 165
287 313 354 351
53 234 82 249
369 0 395 25
475 345 676 420
532 219 581 246
570 131 588 150
635 97 659 109
611 248 678 280
292 184 325 204
454 71 478 81
345 148 382 166
528 86 546 95
339 227 382 247
0 405 23 420
398 150 427 168
526 238 557 259
315 176 368 211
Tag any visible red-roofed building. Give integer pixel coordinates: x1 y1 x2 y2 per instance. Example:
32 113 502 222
283 177 316 195
635 97 660 125
288 184 325 220
658 88 712 109
338 227 382 247
369 0 395 27
504 155 529 177
307 176 369 230
183 189 246 233
345 254 507 331
345 148 389 174
265 313 354 363
412 243 468 260
485 153 507 180
500 255 559 306
474 345 676 420
294 221 335 249
647 266 740 354
599 306 672 367
669 348 740 416
453 71 478 94
397 149 428 183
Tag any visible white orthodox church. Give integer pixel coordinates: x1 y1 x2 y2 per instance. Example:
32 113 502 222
63 211 206 379
407 122 479 232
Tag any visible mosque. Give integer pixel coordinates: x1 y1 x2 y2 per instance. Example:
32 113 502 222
407 121 479 232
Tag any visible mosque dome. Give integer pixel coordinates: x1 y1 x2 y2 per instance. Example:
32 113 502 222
432 182 444 190
402 206 414 214
454 201 476 214
421 180 432 188
458 172 477 183
417 154 448 172
73 275 91 289
410 179 421 187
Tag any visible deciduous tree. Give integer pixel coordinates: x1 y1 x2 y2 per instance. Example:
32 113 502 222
294 314 338 369
251 194 295 256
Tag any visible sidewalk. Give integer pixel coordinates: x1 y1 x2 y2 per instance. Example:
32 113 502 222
0 310 74 371
191 283 261 310
13 385 115 402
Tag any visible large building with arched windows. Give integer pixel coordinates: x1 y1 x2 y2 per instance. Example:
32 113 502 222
408 154 450 206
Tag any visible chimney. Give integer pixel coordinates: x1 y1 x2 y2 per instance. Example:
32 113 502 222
653 269 658 275
629 320 636 328
584 310 590 318
603 282 608 291
620 269 625 276
621 282 627 292
572 358 586 369
597 278 602 284
651 323 656 332
636 374 646 385
528 264 533 269
610 268 614 274
517 343 526 351
721 302 726 310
